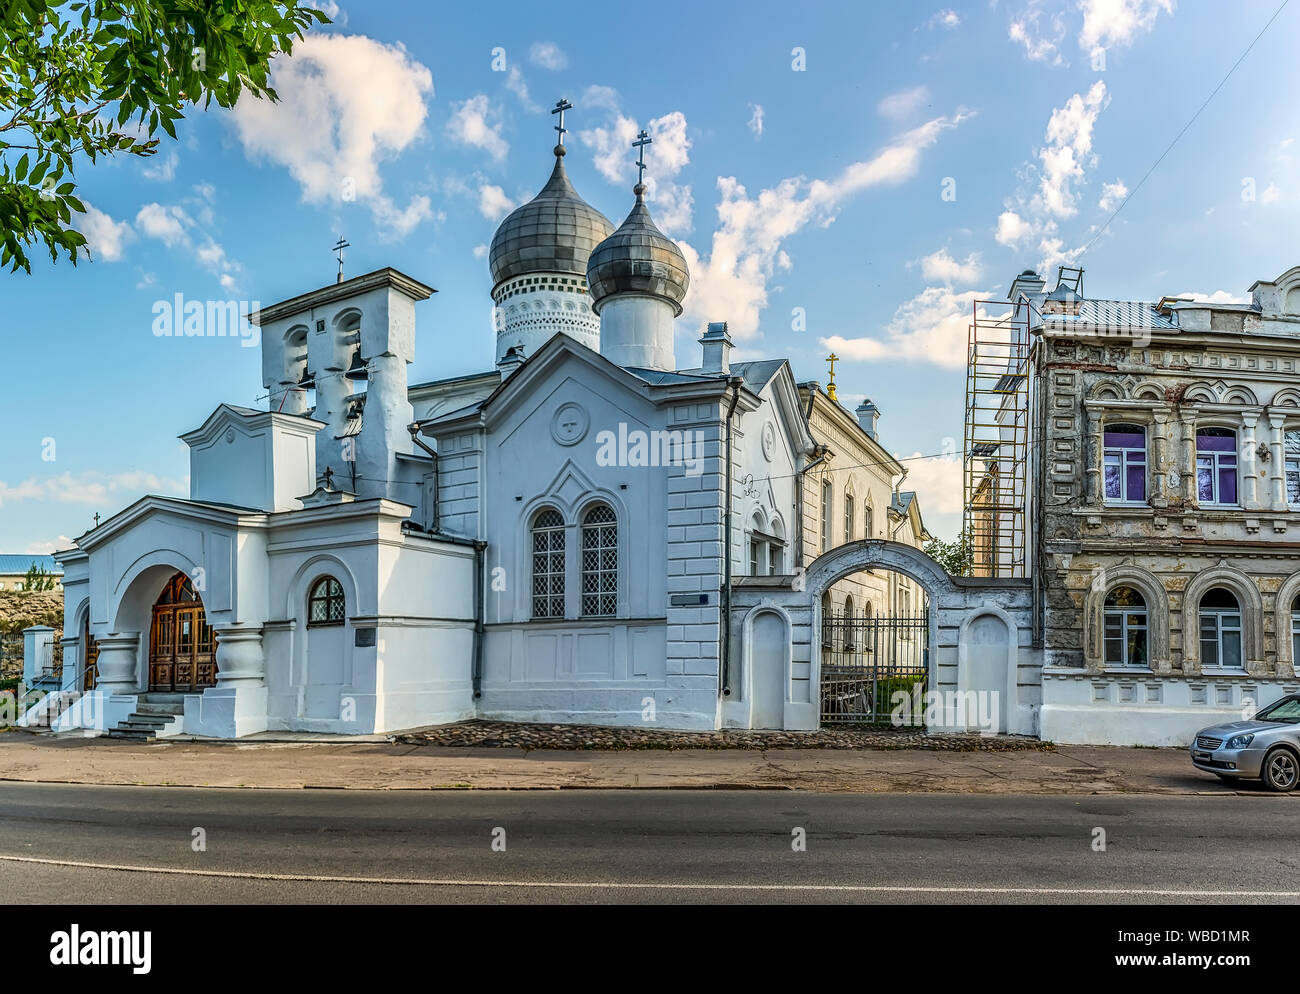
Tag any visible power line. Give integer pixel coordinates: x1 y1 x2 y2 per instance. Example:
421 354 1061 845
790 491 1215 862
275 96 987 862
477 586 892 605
1083 0 1290 255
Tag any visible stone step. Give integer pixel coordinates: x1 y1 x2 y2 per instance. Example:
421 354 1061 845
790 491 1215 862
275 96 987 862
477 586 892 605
121 716 172 729
135 703 184 716
106 729 155 741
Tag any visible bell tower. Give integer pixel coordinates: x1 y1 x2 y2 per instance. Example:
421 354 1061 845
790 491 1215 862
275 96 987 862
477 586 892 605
251 262 435 499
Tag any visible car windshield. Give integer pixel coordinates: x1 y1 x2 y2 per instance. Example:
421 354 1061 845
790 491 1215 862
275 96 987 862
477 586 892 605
1254 697 1300 724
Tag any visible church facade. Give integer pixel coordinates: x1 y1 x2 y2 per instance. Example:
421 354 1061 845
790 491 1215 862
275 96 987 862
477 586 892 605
35 126 999 740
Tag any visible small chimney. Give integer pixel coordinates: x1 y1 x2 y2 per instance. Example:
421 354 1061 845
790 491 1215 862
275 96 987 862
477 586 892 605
856 399 880 440
699 321 733 374
498 343 527 378
1008 268 1045 301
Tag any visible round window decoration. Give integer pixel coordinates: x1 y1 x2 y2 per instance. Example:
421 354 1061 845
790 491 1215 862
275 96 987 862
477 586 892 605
551 402 590 446
761 421 776 461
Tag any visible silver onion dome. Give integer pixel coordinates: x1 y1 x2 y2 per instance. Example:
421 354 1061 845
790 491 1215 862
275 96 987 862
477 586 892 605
586 183 690 315
488 146 614 290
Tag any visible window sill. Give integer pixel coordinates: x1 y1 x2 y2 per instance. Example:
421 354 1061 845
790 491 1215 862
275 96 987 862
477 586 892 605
306 621 345 629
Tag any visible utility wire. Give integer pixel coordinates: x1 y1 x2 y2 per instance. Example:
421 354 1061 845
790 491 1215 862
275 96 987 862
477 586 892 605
1083 0 1291 254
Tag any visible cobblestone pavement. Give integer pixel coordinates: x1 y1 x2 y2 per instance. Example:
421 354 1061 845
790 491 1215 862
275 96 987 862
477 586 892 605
396 720 1053 752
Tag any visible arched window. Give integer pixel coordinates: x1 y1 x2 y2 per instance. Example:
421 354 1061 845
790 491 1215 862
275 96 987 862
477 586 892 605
1103 585 1148 667
1199 587 1243 669
580 504 617 617
768 519 785 574
1286 430 1300 507
1104 424 1147 503
1196 428 1238 505
844 494 856 543
864 504 873 539
749 512 764 577
531 508 566 619
308 576 346 625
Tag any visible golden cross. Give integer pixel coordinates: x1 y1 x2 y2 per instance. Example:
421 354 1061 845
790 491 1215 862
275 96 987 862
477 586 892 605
826 352 839 401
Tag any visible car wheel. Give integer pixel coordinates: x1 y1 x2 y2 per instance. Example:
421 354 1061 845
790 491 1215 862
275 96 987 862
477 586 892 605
1261 748 1299 793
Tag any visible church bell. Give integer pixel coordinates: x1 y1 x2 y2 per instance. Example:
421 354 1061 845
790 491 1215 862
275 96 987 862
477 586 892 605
298 367 316 389
344 349 369 380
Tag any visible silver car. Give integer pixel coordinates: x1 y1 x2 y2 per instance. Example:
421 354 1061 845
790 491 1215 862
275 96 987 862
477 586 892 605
1190 694 1300 791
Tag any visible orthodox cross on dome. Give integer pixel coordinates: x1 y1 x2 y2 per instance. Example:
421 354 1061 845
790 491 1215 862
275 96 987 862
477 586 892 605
322 465 335 490
333 235 350 284
826 352 839 402
551 97 573 146
93 512 101 528
632 129 652 187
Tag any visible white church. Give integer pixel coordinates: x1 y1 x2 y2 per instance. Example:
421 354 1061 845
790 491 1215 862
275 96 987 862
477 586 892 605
30 109 1044 741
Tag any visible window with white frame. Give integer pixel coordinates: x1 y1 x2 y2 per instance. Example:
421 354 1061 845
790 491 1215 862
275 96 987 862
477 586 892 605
1196 427 1239 505
1103 585 1148 667
1103 423 1147 503
821 481 833 551
749 538 761 577
1199 587 1243 669
844 494 855 543
531 508 566 619
864 503 873 538
767 542 782 575
580 504 618 617
1286 430 1300 506
748 513 785 576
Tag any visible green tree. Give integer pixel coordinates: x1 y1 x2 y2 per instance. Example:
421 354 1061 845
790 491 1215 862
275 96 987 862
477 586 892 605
924 531 973 577
1 0 328 273
20 563 57 591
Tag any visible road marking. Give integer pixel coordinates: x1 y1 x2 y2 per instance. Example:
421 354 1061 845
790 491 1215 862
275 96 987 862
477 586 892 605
3 854 1300 897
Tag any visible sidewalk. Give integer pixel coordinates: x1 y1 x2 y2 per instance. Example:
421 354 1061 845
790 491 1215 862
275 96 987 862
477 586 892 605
0 731 1267 794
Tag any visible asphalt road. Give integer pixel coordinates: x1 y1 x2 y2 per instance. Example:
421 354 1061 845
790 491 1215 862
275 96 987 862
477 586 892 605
1 783 1297 904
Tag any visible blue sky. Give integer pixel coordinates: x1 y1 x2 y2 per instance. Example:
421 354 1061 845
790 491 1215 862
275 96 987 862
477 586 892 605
5 0 1299 551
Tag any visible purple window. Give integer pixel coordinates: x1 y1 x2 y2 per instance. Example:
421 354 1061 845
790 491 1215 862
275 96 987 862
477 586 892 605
1196 428 1238 505
1103 425 1146 503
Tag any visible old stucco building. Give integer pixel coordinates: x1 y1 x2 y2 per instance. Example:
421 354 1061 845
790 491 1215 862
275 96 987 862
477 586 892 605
1024 266 1300 744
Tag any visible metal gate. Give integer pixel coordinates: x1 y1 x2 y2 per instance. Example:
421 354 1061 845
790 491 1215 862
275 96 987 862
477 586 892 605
820 609 929 725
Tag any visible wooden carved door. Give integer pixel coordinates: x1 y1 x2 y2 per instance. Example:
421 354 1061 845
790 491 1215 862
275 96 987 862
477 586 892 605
148 572 218 692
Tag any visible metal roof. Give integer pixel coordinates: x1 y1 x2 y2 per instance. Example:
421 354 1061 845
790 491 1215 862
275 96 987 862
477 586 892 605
1039 298 1178 330
489 148 613 289
586 186 689 314
0 554 63 575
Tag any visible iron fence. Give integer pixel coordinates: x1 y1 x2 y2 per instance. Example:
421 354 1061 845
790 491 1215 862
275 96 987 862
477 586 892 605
820 609 929 725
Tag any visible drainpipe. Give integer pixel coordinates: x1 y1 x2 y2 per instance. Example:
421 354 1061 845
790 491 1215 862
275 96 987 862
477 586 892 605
721 376 743 698
407 423 439 532
472 539 487 700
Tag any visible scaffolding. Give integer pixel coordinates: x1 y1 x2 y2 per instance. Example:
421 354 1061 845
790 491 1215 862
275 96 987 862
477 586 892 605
962 298 1034 578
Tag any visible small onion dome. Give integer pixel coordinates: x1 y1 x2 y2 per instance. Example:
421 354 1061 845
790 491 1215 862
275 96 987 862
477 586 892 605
586 183 690 316
488 145 614 290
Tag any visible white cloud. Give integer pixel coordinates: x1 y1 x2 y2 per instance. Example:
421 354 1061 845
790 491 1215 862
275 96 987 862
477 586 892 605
822 286 990 368
927 8 962 29
580 98 694 235
1173 289 1248 305
748 103 764 139
505 65 539 112
446 94 508 162
1098 178 1128 211
679 111 970 339
478 183 515 221
77 203 134 262
135 201 243 284
995 209 1034 248
308 1 345 23
371 194 436 236
1078 0 1174 51
878 85 930 120
0 471 189 508
135 202 193 246
896 451 963 519
228 33 434 233
1009 5 1067 64
919 248 982 285
1260 182 1281 205
529 41 567 70
143 150 178 181
25 536 74 555
1035 80 1108 218
472 243 488 259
